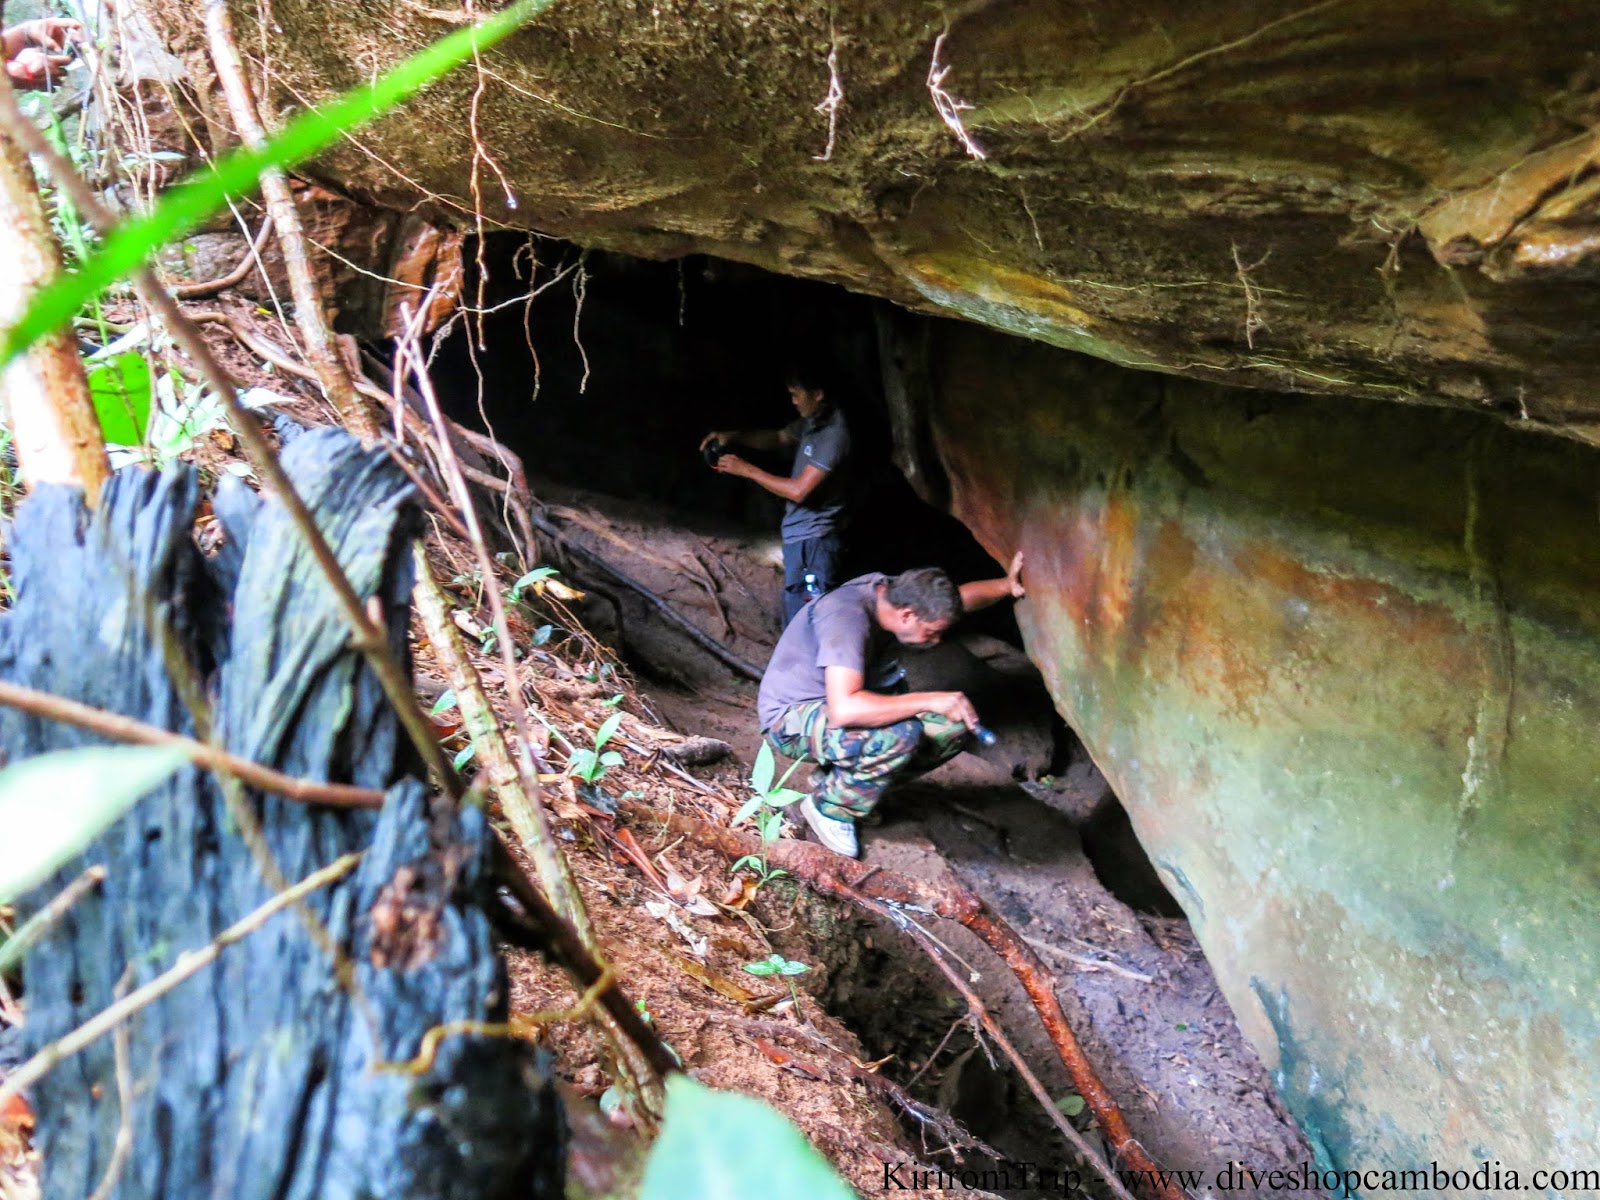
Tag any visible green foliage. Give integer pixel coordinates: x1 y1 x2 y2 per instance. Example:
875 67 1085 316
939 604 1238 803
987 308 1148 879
741 953 811 978
84 351 153 445
1 0 561 366
567 710 626 786
0 746 188 902
1054 1092 1087 1118
507 566 559 604
729 742 805 885
429 690 458 717
640 1075 854 1200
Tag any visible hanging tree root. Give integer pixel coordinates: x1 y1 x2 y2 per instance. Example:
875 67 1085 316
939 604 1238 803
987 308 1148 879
171 216 273 300
849 885 1138 1200
617 799 1185 1200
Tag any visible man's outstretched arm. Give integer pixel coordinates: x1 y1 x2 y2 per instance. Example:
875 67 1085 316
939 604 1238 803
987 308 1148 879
700 427 794 453
715 458 827 504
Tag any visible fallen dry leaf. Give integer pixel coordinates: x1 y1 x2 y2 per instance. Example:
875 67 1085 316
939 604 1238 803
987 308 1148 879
669 951 757 1003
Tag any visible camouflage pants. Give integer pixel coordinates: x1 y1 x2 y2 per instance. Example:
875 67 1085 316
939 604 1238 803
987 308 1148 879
764 699 968 821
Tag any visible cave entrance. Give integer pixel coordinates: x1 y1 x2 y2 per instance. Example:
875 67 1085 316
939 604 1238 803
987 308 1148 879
410 234 1309 1188
426 237 1002 627
423 234 1176 913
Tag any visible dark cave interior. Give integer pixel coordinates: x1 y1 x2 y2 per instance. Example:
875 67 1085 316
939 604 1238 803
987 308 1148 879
419 236 1015 634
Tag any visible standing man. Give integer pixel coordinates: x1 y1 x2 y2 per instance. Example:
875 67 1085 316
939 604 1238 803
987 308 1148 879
700 368 851 626
757 555 1026 858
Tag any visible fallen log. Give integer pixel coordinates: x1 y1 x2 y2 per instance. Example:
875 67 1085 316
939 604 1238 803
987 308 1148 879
0 432 565 1198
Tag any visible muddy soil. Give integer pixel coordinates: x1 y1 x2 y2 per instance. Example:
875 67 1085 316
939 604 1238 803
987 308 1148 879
533 480 1325 1198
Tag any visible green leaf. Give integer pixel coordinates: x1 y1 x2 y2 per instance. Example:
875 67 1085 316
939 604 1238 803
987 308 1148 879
767 788 807 809
429 689 457 716
732 796 764 825
452 741 477 771
85 352 153 446
729 855 762 874
599 750 624 768
741 958 780 977
750 740 776 797
567 748 598 778
641 1075 854 1200
2 0 561 366
0 746 187 903
1054 1093 1087 1117
531 624 554 646
512 566 559 590
777 959 812 976
594 711 624 753
601 692 624 708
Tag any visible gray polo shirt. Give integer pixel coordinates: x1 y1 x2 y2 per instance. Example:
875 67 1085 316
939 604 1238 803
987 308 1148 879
758 573 897 730
779 406 851 543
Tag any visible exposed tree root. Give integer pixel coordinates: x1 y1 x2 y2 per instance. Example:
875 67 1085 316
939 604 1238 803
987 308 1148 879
617 801 1185 1200
530 512 765 681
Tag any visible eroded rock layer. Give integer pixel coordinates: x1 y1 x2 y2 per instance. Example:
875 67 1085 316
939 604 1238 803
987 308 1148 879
148 0 1600 434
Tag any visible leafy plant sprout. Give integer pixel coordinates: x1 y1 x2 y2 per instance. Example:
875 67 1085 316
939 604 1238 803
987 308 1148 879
567 710 625 787
729 742 806 887
742 952 812 1018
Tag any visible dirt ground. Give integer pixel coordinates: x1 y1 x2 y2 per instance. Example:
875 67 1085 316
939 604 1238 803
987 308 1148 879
516 481 1326 1199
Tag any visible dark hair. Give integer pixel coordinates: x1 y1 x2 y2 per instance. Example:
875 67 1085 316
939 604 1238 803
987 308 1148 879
784 365 829 396
884 567 962 624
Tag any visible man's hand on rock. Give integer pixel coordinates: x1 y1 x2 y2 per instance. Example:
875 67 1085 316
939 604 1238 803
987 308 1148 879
1007 550 1026 599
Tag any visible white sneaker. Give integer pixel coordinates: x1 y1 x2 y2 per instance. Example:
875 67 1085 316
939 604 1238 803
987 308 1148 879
800 795 859 858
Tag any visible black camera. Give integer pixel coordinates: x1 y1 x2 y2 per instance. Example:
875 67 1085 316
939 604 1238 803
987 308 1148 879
702 439 725 468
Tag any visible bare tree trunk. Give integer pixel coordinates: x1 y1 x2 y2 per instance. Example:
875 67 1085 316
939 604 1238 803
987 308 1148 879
0 77 110 505
202 0 381 442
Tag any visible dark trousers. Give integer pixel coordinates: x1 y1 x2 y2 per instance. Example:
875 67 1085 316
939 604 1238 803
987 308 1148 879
781 532 845 627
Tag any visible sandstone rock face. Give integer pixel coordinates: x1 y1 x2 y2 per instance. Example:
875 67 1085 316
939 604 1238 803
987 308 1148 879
149 0 1600 432
138 0 1600 1181
926 317 1600 1179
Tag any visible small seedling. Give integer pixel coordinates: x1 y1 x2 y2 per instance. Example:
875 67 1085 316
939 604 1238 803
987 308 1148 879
729 743 805 886
567 711 625 786
742 953 811 977
429 690 458 717
743 953 812 1018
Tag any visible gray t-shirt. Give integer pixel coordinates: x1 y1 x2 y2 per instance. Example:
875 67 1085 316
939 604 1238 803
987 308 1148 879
779 406 851 543
758 573 897 729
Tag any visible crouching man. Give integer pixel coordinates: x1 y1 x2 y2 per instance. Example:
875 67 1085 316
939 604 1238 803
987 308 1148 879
757 555 1026 857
